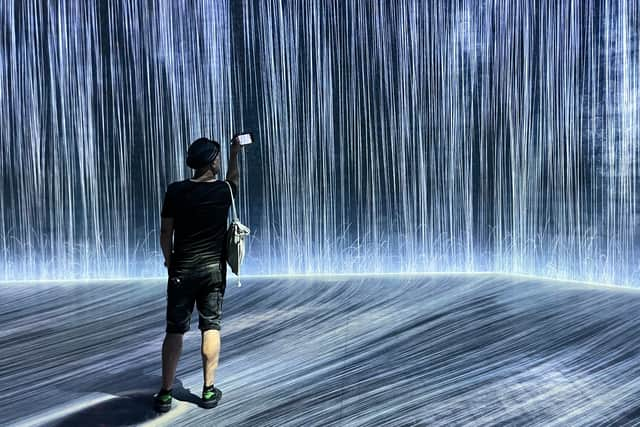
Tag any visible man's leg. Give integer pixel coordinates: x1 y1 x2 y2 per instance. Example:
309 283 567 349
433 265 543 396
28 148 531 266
201 330 221 387
162 332 184 389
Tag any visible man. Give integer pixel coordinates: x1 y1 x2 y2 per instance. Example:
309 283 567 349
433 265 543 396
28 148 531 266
153 136 242 412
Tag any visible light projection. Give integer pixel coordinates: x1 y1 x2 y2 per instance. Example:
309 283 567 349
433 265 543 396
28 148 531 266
0 0 639 286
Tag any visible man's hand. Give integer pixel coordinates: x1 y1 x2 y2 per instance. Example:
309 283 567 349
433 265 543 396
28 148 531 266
230 137 243 155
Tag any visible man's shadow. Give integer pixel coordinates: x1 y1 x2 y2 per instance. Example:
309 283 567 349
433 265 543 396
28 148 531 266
51 366 202 426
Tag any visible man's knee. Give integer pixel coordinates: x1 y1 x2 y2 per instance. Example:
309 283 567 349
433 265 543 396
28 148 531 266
201 329 220 355
201 328 220 343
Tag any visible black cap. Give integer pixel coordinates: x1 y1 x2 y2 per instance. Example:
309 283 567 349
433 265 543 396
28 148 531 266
186 137 220 169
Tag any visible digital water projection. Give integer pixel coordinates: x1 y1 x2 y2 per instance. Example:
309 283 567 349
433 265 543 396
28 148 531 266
3 1 640 426
1 0 638 284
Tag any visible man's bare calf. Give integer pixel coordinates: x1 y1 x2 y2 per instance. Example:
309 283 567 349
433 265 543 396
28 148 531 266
202 330 221 387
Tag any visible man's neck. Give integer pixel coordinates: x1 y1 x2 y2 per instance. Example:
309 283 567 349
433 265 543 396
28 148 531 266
190 173 217 182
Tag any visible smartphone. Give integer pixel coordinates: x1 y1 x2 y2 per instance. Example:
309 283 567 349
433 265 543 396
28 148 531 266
233 132 253 145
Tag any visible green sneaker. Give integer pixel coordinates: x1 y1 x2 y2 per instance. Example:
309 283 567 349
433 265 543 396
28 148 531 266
153 389 172 412
201 385 222 409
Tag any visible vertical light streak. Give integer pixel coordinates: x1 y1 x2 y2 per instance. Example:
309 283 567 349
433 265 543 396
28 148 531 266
0 0 639 287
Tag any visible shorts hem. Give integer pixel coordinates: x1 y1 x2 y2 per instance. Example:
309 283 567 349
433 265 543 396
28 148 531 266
166 327 189 334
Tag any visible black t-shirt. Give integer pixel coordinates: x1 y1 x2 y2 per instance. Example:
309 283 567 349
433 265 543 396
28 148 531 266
161 179 238 276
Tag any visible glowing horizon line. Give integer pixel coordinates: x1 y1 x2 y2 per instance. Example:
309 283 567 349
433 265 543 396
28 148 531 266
0 271 638 292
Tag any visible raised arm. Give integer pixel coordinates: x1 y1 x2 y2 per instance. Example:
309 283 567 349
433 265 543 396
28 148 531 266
225 138 242 189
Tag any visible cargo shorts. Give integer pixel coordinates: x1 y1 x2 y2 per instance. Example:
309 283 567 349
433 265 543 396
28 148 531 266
166 265 226 334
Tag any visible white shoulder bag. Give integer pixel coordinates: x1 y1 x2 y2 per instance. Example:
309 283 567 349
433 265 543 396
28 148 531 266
224 180 250 287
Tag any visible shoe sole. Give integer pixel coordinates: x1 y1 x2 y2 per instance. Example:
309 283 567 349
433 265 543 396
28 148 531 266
154 402 172 413
200 399 220 409
153 395 172 413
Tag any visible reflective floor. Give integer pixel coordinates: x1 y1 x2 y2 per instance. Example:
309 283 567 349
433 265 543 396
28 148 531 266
2 273 640 426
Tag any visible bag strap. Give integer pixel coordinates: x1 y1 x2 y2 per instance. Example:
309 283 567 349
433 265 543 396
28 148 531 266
224 180 243 288
224 180 239 222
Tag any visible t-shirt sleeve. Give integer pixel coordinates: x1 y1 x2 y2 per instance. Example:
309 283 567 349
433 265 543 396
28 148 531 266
161 187 174 218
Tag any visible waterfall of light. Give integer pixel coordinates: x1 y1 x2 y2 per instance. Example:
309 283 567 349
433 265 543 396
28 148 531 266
0 0 235 279
1 0 639 286
234 0 640 285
